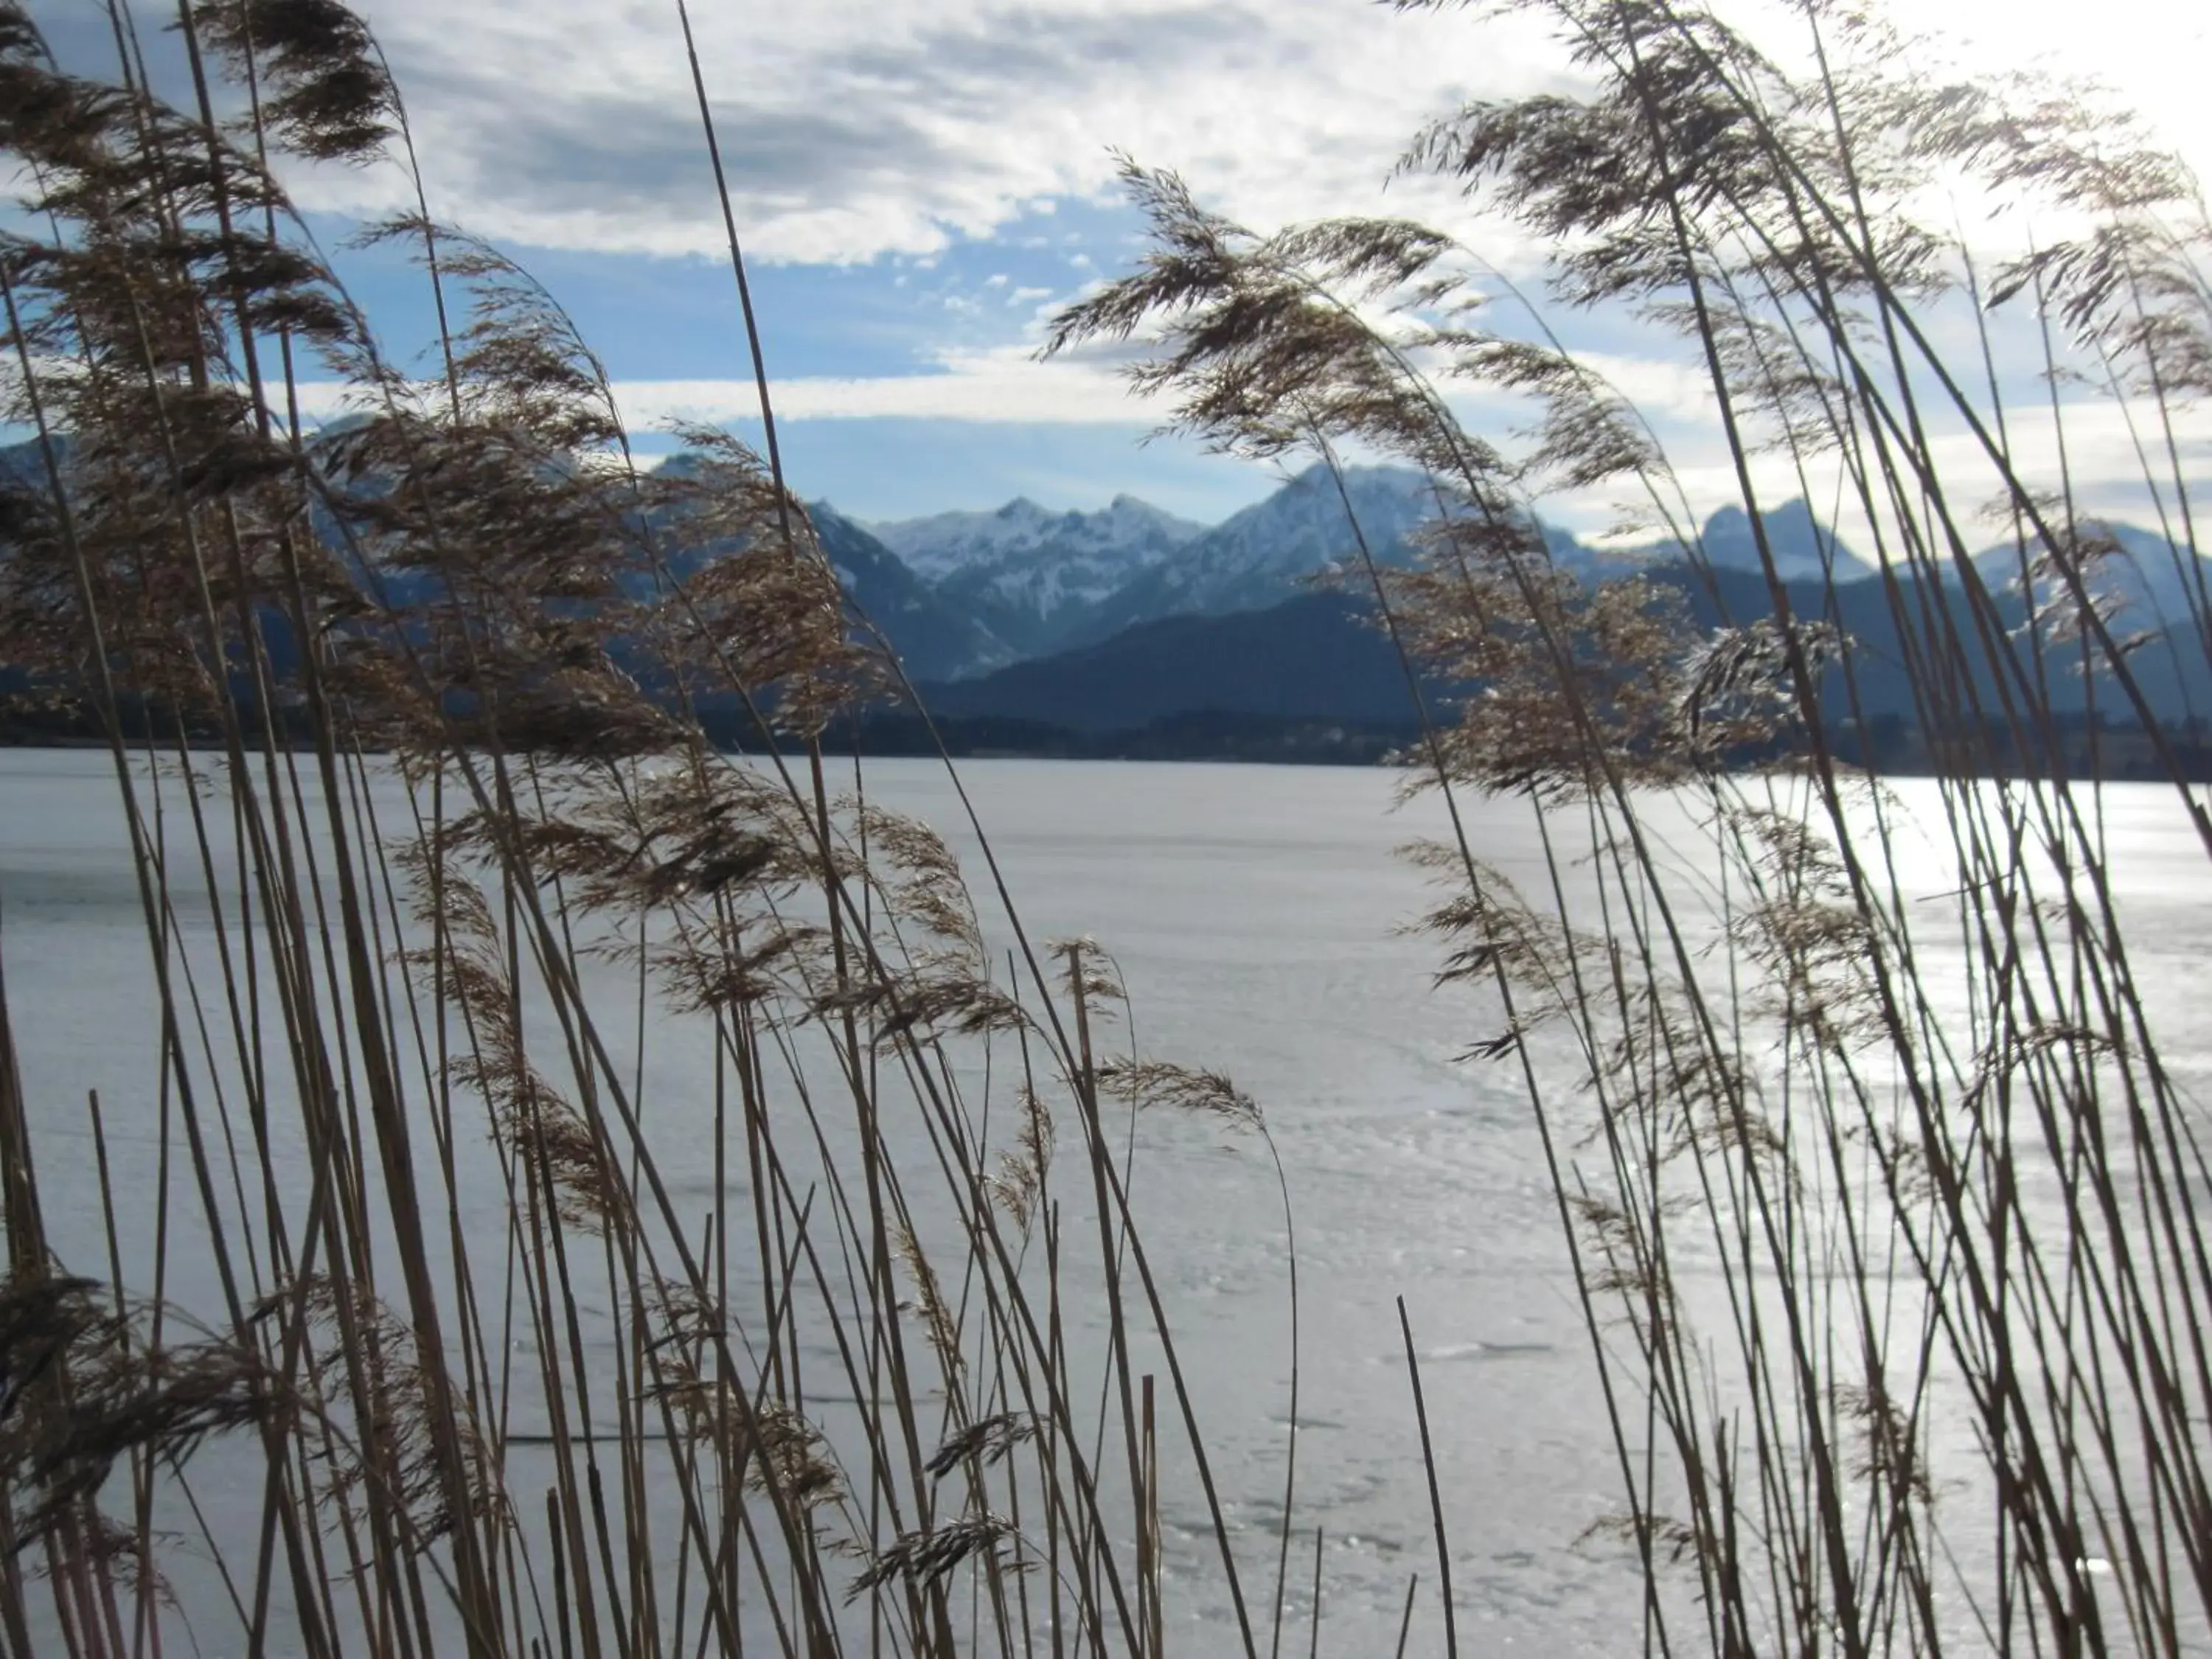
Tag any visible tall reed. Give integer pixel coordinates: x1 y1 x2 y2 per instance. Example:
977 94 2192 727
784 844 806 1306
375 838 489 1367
1051 0 2212 1650
0 4 1304 1655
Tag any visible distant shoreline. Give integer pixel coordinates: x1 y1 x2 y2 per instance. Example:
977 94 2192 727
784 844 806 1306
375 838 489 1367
8 714 2212 781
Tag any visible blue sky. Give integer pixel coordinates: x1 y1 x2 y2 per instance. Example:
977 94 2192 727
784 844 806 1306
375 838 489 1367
305 195 1285 522
18 0 2212 534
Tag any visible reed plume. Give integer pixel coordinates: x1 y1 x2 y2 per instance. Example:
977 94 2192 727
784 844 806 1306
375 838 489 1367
0 3 1299 1655
1054 0 2212 1649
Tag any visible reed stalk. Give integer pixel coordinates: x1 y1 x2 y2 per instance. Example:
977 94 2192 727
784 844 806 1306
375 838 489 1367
0 4 1302 1653
1047 0 2212 1648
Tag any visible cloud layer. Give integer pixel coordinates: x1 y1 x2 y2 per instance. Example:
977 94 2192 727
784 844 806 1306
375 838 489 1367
281 0 1566 263
23 0 2207 525
167 0 2200 270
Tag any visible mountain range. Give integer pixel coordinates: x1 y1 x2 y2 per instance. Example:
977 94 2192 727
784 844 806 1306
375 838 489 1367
10 430 2212 765
828 465 2212 768
832 464 2211 692
864 494 1201 658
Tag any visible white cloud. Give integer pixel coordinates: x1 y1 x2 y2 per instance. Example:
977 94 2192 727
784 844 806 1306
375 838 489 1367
1563 352 1727 427
280 343 1151 431
27 0 2212 285
207 0 1564 264
1527 384 2212 550
638 347 1147 425
89 0 2178 273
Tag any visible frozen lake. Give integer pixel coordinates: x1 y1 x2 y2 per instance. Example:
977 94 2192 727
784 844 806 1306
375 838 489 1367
5 749 2210 1654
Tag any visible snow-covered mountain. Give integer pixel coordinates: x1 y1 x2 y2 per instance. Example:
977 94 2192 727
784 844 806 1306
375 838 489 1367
1601 498 1872 583
804 504 1015 680
1968 519 2212 631
868 494 1203 580
1694 501 1871 582
1068 464 1440 644
865 495 1203 655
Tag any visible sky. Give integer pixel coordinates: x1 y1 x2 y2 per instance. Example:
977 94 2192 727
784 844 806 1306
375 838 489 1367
20 0 2212 533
